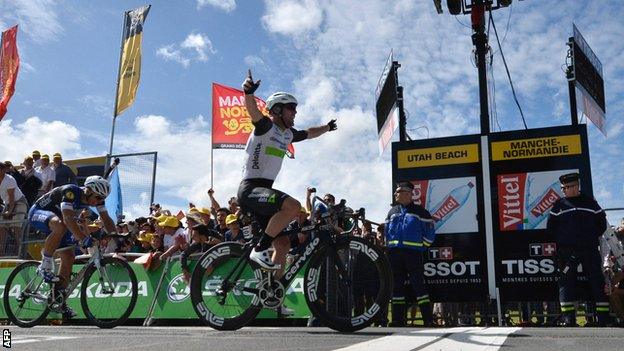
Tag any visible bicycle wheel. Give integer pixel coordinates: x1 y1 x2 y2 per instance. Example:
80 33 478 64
80 257 138 328
304 236 392 332
3 261 51 327
190 242 263 330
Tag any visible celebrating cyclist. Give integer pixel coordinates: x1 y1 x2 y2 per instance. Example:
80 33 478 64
28 175 117 318
240 70 337 271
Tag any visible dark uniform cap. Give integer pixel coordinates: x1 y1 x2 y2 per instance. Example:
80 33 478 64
559 172 579 184
396 181 414 190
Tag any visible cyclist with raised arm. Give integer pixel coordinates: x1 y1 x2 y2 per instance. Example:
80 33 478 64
28 175 117 318
240 70 336 272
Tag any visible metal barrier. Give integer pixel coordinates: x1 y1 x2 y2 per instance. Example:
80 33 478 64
0 218 28 258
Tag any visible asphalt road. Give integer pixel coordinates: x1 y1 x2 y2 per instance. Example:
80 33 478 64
3 325 624 351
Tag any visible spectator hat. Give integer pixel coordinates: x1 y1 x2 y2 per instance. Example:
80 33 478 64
41 154 50 160
137 231 154 243
158 216 180 228
154 213 168 223
53 152 62 159
24 155 33 162
190 207 211 215
559 172 579 184
4 161 13 167
225 214 238 225
32 150 40 156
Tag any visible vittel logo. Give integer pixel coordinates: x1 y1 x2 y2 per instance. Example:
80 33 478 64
530 189 560 217
498 173 527 231
431 196 459 221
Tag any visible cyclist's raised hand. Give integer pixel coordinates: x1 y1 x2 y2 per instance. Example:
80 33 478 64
327 119 337 131
242 69 260 95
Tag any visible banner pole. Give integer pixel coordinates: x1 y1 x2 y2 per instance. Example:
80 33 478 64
481 135 497 303
210 146 214 189
107 10 128 174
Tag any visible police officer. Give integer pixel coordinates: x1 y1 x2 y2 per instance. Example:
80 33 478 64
385 181 436 327
547 172 610 326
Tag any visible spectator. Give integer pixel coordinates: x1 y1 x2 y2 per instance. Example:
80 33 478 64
18 156 42 206
385 181 436 327
35 154 54 197
32 150 42 168
287 207 312 256
4 161 23 185
150 233 164 253
186 211 221 246
214 207 231 236
0 162 29 256
180 224 219 283
51 153 76 186
158 216 187 261
224 214 245 243
547 172 610 326
227 197 239 214
188 206 216 229
133 230 153 253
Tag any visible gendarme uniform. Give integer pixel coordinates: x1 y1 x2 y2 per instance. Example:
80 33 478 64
546 173 609 326
385 200 436 326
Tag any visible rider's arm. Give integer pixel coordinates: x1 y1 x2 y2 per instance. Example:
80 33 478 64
305 124 331 139
99 210 117 234
242 73 264 124
61 208 87 241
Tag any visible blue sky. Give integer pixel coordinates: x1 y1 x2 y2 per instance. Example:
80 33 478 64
0 0 623 224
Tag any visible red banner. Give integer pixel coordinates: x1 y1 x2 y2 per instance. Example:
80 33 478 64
212 83 265 149
0 25 19 120
212 83 295 158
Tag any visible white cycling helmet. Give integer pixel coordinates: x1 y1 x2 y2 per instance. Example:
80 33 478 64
84 176 111 198
266 92 298 112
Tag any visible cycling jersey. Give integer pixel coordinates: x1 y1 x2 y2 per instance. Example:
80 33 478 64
241 117 307 182
32 184 107 218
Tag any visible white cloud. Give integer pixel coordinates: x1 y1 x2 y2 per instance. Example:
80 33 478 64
157 33 216 68
0 117 81 162
262 0 323 36
197 0 236 12
1 0 63 43
244 55 265 67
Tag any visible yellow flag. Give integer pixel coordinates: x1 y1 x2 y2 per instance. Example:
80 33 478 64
114 5 150 117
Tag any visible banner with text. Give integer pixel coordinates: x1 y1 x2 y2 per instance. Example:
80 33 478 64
490 125 594 301
393 134 488 301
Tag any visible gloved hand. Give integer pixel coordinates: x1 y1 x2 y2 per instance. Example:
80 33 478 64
242 69 261 95
327 119 337 131
80 236 94 249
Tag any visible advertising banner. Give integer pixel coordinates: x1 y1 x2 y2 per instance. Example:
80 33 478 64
490 125 594 301
0 260 310 320
211 83 266 149
392 134 488 302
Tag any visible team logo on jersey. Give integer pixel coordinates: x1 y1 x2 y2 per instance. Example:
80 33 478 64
65 191 75 200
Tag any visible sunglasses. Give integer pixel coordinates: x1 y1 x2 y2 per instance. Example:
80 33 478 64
560 184 578 190
92 194 105 201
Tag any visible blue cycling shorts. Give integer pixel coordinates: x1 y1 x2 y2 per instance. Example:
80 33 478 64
28 207 77 249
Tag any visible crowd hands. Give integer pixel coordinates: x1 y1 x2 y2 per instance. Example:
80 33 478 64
71 186 386 286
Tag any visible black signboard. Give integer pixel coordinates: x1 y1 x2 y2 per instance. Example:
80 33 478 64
392 134 488 302
489 124 593 301
572 24 605 113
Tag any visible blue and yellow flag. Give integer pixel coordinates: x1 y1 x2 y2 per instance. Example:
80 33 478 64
114 5 150 117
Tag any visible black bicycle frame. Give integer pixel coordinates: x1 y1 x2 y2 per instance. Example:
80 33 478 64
218 226 351 297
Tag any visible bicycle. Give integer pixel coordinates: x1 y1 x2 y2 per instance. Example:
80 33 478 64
190 196 392 332
3 232 139 328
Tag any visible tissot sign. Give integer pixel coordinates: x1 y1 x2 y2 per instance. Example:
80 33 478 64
489 125 593 301
391 124 593 302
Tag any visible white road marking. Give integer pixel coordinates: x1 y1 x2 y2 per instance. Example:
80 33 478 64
333 327 520 351
11 335 79 345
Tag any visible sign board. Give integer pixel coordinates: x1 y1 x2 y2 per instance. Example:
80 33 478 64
375 51 398 135
489 124 594 301
392 134 488 302
571 24 606 135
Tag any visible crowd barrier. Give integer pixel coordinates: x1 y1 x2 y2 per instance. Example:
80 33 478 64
0 253 311 323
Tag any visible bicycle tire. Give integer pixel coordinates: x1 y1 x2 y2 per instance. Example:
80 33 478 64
3 260 51 327
190 242 263 330
304 236 392 332
80 256 138 328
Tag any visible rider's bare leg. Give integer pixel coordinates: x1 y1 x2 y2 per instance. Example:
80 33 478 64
56 249 75 290
43 217 66 256
271 236 291 279
264 197 301 238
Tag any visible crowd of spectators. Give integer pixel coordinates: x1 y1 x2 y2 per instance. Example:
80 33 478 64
1 151 76 256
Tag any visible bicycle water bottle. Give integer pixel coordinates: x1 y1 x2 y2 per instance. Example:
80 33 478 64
429 182 474 230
